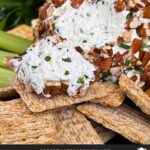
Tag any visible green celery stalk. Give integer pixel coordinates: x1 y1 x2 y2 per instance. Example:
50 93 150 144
0 67 15 88
0 50 18 67
0 30 32 54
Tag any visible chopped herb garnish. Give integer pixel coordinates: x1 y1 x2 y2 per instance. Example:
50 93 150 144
80 28 84 33
56 28 59 33
148 36 150 40
125 60 131 66
82 40 87 43
87 13 91 17
119 43 131 49
62 57 72 62
32 66 37 69
77 77 85 84
36 21 43 26
101 70 110 79
45 56 51 61
54 16 59 20
126 12 134 19
64 71 69 75
84 75 89 79
142 43 150 48
134 66 144 73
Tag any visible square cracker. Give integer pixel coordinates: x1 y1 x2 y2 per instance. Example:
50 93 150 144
77 103 150 144
119 74 150 116
12 79 107 112
0 86 19 100
0 99 104 144
52 106 104 144
89 120 116 143
8 24 33 40
91 83 125 107
0 99 56 144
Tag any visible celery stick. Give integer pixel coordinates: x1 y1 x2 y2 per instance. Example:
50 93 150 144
0 67 15 88
0 50 18 67
0 30 32 54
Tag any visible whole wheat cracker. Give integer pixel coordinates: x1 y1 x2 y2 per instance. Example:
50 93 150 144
8 24 33 40
0 99 56 144
0 99 104 144
77 103 150 144
89 120 116 143
12 78 107 112
119 74 150 116
91 83 125 107
52 106 104 144
0 86 19 100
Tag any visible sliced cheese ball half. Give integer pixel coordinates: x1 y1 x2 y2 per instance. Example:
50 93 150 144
12 36 96 97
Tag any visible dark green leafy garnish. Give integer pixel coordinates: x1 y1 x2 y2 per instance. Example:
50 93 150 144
119 43 131 49
148 36 150 40
125 60 131 66
64 71 69 76
126 12 134 19
101 70 110 79
32 66 37 69
0 0 45 30
77 77 85 84
62 57 72 62
45 56 51 61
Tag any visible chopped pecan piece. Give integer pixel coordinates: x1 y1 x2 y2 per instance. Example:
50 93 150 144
4 56 22 70
39 3 51 21
117 36 124 44
52 0 65 7
145 76 150 89
143 7 150 18
130 75 138 81
125 16 141 29
131 38 142 54
115 0 125 12
102 46 113 57
140 73 147 82
136 23 147 37
71 0 84 8
110 66 121 75
113 52 124 66
96 58 113 70
75 46 84 55
140 51 150 67
43 81 68 97
122 31 132 43
125 0 139 11
135 0 150 7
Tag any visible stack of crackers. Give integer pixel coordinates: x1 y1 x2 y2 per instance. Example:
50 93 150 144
0 25 150 144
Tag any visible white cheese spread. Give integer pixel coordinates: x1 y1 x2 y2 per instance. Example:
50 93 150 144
13 37 96 96
52 0 126 53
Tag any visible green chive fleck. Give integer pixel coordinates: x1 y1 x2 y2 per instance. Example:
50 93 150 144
142 43 150 49
62 57 72 62
32 66 37 69
135 66 144 73
126 12 134 19
125 60 131 66
64 71 69 75
84 75 89 79
45 56 51 61
77 77 85 84
101 70 110 79
119 44 131 49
